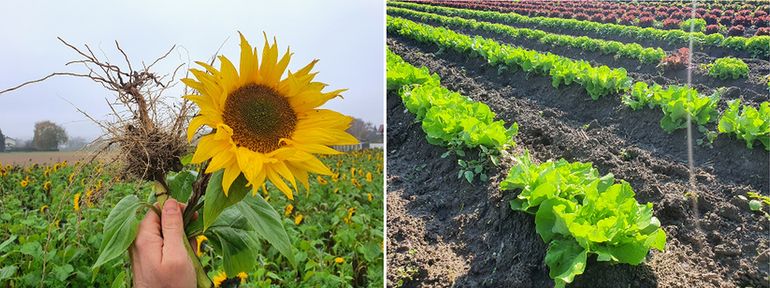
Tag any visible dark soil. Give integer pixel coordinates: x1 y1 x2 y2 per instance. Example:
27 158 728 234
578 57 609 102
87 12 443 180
391 10 770 105
386 37 770 288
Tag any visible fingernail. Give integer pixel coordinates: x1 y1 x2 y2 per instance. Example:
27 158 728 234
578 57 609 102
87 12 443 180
164 198 178 214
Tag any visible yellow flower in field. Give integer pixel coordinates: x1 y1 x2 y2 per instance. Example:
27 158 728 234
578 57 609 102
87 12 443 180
343 207 356 224
68 173 75 184
334 257 344 264
212 271 227 288
183 33 358 200
43 181 51 192
73 193 81 212
43 169 50 178
40 205 49 213
237 272 248 283
284 204 294 216
294 214 304 225
317 175 328 185
368 193 373 202
20 179 28 188
366 172 373 183
331 173 339 183
85 189 94 208
196 235 208 256
352 178 362 189
350 167 356 178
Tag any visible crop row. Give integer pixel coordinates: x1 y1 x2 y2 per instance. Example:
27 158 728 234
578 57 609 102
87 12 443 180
408 0 770 37
387 16 633 99
387 15 770 151
392 1 770 58
388 6 666 64
386 48 666 288
500 151 666 288
387 49 517 183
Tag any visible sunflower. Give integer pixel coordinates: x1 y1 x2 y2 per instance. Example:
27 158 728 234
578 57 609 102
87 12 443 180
73 193 81 212
284 203 294 216
195 235 208 257
237 272 248 284
20 179 28 188
184 33 358 199
212 271 227 288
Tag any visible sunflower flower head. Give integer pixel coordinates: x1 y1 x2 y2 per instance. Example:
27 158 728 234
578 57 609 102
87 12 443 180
366 172 373 183
196 235 208 257
20 179 28 188
73 193 81 212
237 272 248 283
284 203 294 216
294 214 304 225
334 257 345 264
317 175 328 185
343 207 356 224
184 32 358 200
43 181 51 192
212 271 227 288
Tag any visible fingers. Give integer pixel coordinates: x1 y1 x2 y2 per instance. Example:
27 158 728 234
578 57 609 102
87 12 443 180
132 209 163 265
160 198 188 265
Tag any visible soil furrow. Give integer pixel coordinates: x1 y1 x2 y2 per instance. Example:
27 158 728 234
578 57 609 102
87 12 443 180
386 37 770 288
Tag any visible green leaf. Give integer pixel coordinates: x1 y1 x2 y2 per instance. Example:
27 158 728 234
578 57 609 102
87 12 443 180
180 153 194 166
0 265 17 281
166 170 198 203
0 235 16 252
464 170 474 183
749 199 762 211
52 264 74 282
205 208 262 276
203 170 250 231
545 239 587 288
238 195 296 267
93 195 144 269
110 271 127 288
20 241 42 258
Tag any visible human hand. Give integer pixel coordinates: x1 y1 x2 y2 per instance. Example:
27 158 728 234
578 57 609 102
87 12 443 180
130 198 196 288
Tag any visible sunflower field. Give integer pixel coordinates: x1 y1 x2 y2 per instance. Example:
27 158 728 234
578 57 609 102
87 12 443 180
0 148 384 287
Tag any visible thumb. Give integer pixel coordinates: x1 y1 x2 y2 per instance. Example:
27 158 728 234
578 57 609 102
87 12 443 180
160 198 187 261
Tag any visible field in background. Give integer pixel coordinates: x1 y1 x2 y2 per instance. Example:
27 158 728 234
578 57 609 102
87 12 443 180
0 151 94 165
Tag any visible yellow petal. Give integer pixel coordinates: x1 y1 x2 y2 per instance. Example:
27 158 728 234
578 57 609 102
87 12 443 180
267 170 293 200
221 163 241 196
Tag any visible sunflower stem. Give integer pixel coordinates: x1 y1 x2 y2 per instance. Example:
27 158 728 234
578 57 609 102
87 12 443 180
184 233 214 288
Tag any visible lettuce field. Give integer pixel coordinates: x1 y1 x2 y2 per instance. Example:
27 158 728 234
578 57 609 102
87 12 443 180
0 149 384 287
386 1 769 287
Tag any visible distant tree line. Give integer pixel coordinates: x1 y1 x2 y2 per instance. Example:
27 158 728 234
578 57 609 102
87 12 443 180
346 117 383 143
0 128 4 152
1 121 69 152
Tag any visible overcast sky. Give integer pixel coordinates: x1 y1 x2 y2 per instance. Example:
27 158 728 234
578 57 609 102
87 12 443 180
0 0 384 141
